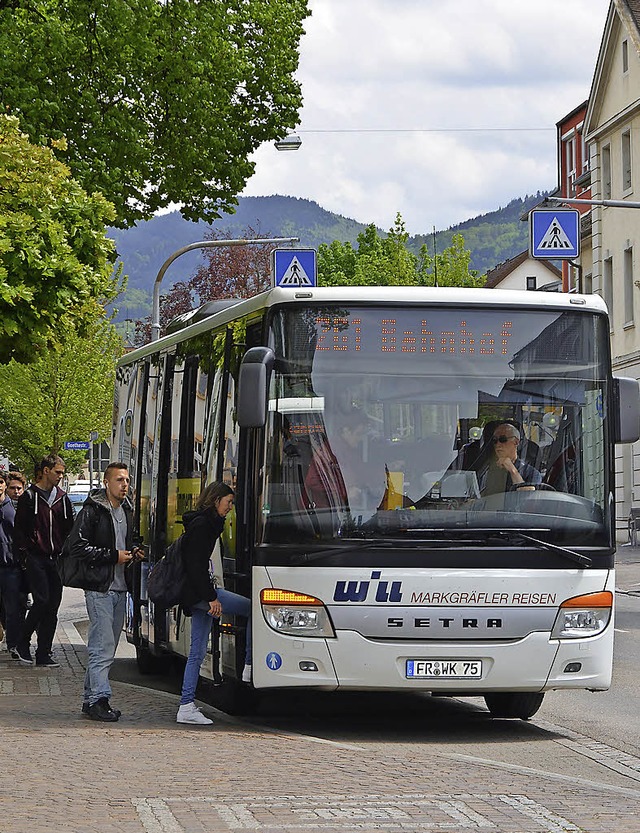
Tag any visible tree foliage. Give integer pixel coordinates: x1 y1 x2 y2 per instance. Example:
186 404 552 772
0 0 309 226
0 115 121 363
318 214 485 288
0 319 123 473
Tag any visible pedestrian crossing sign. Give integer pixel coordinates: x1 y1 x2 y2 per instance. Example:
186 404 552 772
530 208 580 259
272 248 317 288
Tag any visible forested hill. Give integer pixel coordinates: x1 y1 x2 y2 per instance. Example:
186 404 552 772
411 193 548 272
109 192 547 320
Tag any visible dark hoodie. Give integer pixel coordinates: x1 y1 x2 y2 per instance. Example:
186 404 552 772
0 496 16 567
13 484 74 561
179 508 224 613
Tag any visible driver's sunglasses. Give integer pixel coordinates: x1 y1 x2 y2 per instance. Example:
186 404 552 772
491 435 514 444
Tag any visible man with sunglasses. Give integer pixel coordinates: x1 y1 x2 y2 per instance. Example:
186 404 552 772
480 423 542 496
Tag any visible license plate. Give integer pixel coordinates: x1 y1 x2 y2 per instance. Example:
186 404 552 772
406 659 482 679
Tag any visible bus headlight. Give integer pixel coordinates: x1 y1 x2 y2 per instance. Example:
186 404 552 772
551 591 613 639
261 589 335 637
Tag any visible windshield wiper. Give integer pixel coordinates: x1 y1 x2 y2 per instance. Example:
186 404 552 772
492 530 592 567
291 541 392 566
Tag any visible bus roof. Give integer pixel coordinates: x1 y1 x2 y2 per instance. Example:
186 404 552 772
119 286 608 366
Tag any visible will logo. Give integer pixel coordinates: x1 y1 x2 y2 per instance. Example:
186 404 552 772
333 571 403 603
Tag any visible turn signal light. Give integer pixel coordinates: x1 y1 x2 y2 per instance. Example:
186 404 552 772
261 589 323 606
560 591 613 608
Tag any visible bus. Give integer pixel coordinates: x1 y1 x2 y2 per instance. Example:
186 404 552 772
113 286 639 719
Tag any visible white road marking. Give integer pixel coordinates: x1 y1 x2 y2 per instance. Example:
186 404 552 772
132 793 585 831
132 798 183 833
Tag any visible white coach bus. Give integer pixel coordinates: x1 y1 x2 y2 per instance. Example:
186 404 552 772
113 286 639 719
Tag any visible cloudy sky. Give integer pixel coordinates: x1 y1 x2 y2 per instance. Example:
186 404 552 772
242 0 609 235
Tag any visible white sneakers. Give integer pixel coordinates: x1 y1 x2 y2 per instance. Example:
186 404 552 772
176 702 213 725
176 668 251 724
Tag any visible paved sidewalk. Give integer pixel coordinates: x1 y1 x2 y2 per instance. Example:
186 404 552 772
1 589 640 833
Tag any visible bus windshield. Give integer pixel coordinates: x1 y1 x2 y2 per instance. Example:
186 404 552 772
261 304 611 550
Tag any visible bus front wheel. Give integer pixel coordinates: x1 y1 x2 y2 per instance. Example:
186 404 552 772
484 692 544 720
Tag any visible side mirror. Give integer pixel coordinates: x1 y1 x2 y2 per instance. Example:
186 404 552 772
237 347 275 428
614 376 640 444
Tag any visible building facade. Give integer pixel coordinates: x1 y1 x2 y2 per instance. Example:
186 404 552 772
485 250 561 291
556 101 593 293
581 0 640 533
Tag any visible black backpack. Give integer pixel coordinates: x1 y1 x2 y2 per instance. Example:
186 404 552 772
147 535 186 608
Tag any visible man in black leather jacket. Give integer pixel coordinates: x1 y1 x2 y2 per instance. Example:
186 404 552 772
63 462 138 722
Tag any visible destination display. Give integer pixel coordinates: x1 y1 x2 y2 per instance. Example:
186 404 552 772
273 306 604 376
314 312 514 356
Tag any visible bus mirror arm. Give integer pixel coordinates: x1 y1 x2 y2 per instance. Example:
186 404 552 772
237 347 276 428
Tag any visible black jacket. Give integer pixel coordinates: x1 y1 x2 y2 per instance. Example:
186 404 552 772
0 497 17 567
180 508 224 612
59 489 134 591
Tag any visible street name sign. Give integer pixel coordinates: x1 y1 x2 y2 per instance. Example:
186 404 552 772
64 441 90 450
530 208 580 259
272 248 317 288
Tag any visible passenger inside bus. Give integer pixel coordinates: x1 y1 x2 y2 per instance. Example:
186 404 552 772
303 411 387 513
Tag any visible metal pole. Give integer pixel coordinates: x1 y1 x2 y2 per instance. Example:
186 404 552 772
151 237 300 342
546 196 640 209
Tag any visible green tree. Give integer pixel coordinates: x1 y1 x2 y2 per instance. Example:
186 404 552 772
0 115 121 363
0 319 123 473
0 0 309 226
319 215 419 286
418 233 485 288
318 216 484 288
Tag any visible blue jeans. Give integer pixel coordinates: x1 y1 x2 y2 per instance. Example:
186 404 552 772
84 590 126 705
0 566 27 649
179 589 251 705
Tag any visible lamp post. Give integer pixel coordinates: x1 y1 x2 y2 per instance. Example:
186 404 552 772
151 133 302 341
546 195 640 209
544 196 640 293
151 237 300 341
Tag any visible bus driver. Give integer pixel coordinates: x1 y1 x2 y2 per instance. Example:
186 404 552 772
479 423 542 496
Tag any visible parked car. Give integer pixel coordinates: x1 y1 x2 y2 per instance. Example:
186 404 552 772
68 491 89 517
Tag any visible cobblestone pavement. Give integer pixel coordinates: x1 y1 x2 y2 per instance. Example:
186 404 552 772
2 589 640 833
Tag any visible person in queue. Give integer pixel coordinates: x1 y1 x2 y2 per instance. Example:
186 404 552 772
13 454 74 666
6 471 26 508
0 473 27 658
63 462 140 722
177 481 251 726
479 423 542 496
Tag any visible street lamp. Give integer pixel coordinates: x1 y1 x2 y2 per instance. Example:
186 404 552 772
151 237 300 341
274 133 302 151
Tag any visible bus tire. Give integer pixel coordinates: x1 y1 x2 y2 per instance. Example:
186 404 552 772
136 645 171 676
484 692 544 720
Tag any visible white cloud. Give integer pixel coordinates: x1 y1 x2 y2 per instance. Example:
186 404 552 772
242 0 608 234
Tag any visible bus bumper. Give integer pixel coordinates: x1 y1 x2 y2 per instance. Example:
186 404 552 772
251 626 613 693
